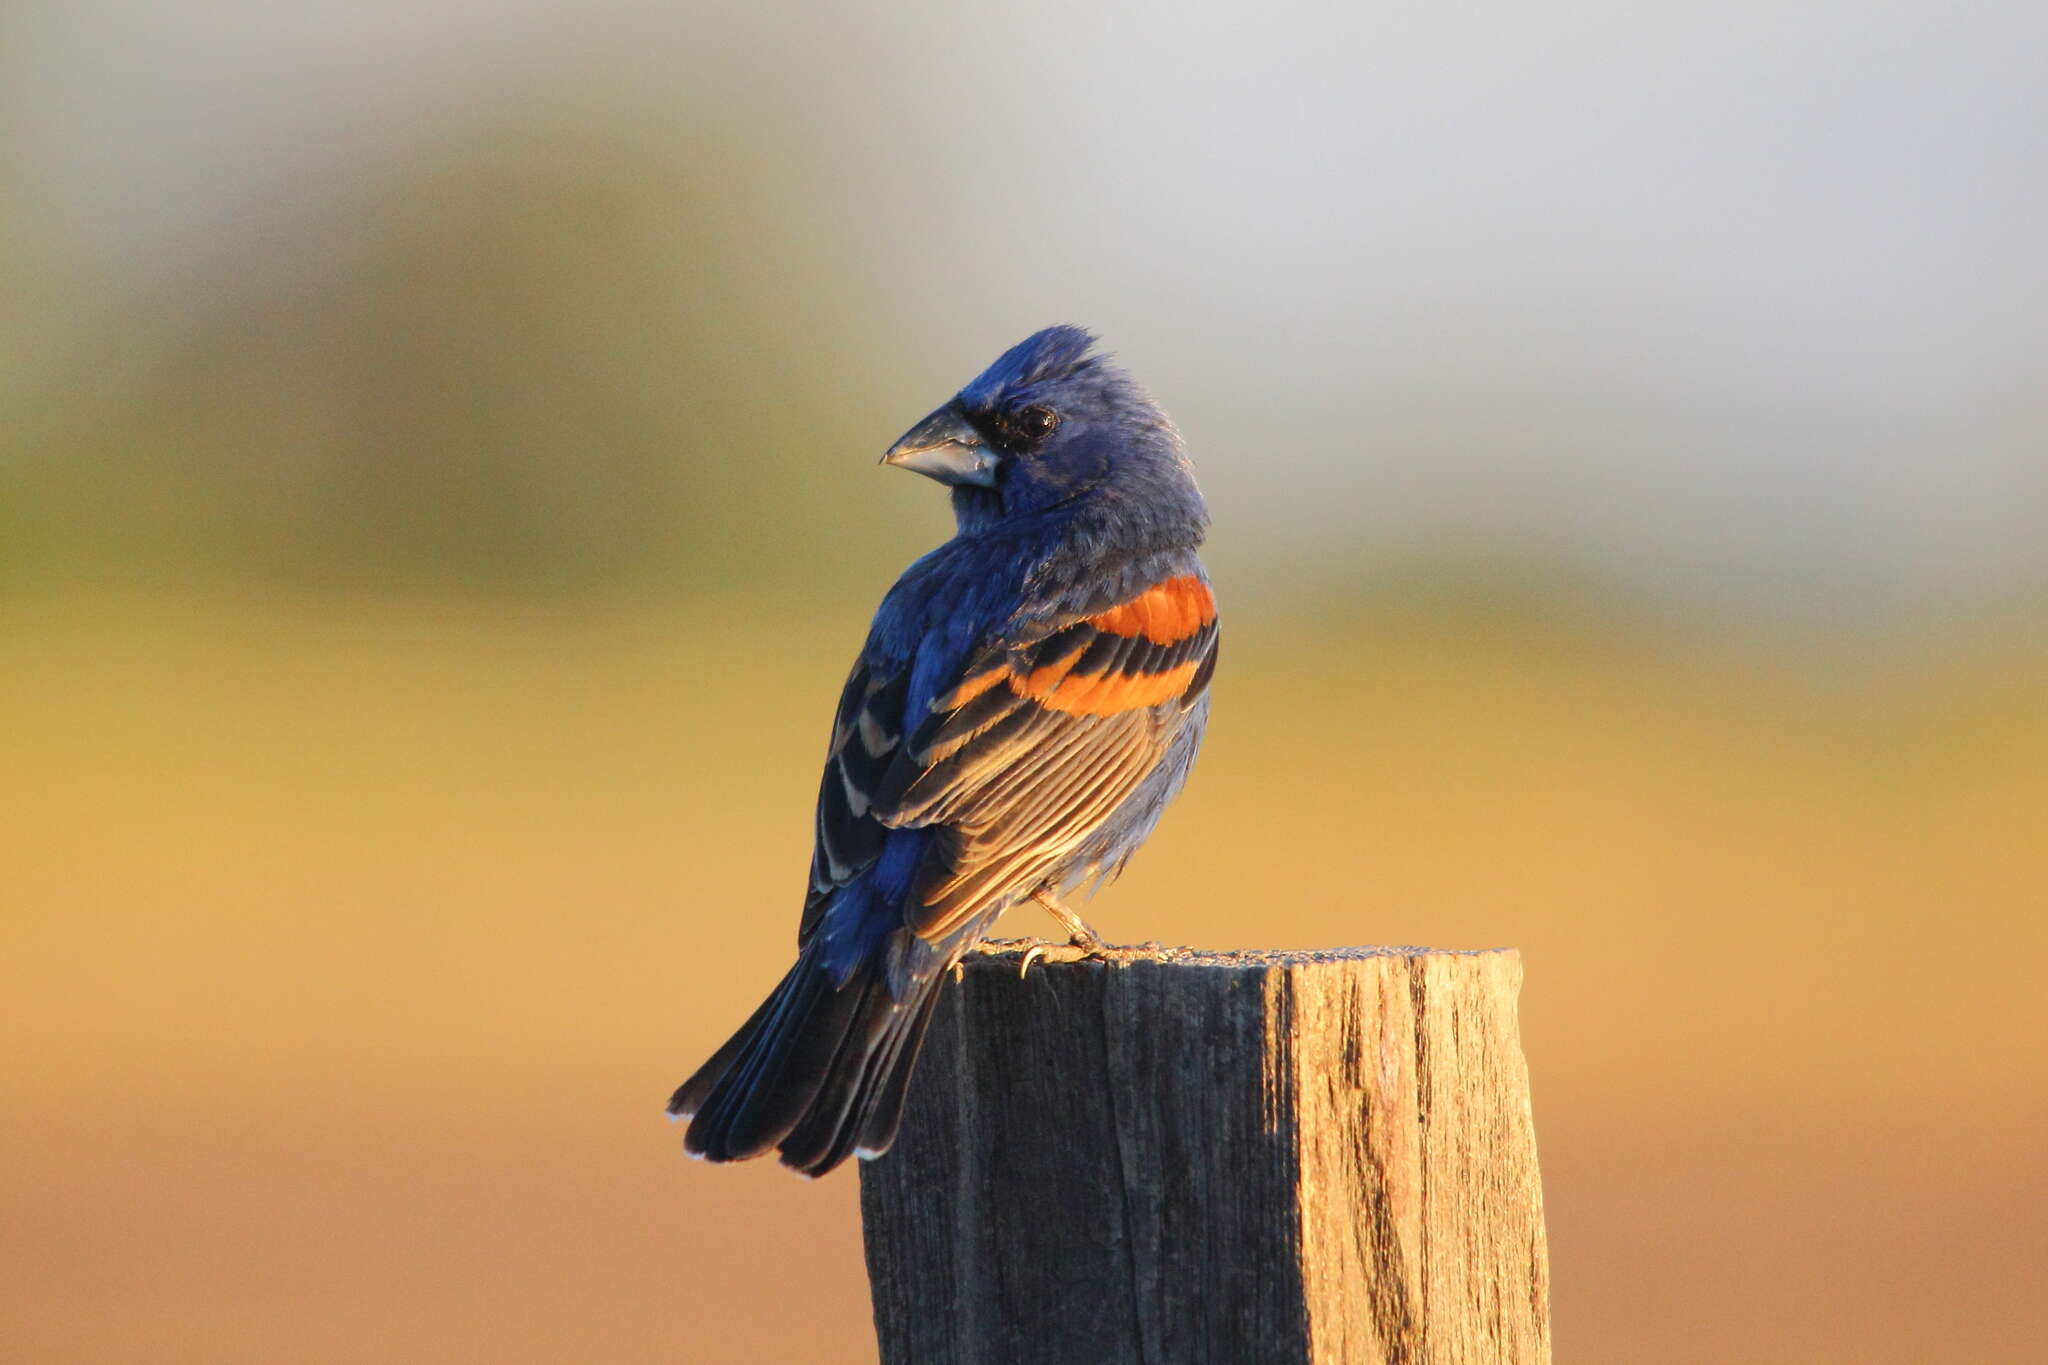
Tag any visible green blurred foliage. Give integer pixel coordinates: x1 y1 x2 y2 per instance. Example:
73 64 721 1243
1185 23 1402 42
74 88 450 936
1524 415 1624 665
5 115 930 597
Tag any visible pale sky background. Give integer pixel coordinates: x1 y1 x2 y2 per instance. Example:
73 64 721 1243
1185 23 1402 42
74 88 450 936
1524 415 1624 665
8 0 2045 622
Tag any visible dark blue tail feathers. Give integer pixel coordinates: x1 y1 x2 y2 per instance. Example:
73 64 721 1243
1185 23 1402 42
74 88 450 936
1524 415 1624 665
668 939 947 1177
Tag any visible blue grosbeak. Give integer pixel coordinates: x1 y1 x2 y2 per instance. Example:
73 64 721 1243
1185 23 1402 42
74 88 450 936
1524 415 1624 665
670 326 1216 1176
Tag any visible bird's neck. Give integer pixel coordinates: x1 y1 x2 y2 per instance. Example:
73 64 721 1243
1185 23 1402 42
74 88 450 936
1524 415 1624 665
948 485 1008 537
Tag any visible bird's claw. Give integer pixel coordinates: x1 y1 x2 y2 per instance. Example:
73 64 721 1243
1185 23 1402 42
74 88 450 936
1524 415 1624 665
1016 934 1107 976
970 934 1110 977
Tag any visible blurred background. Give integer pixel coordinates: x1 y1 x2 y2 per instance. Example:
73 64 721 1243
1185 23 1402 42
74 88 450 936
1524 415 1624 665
4 2 2044 1361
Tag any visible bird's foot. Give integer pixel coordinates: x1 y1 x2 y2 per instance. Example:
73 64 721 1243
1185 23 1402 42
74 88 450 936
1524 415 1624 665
1015 935 1106 977
1030 887 1104 954
970 933 1110 977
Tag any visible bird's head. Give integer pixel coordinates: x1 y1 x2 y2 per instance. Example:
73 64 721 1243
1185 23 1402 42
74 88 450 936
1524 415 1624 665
883 326 1206 538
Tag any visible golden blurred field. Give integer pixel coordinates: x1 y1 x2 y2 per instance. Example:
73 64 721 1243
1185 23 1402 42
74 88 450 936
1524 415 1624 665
10 2 2046 1357
4 587 2043 1363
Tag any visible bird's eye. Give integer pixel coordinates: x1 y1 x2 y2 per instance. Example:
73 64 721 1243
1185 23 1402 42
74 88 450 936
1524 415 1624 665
1009 405 1059 445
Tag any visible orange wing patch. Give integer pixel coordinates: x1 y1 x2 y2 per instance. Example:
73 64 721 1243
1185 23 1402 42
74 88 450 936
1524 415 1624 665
942 667 1009 709
1019 640 1092 696
932 576 1217 722
1035 660 1202 716
1084 575 1217 645
1012 575 1215 717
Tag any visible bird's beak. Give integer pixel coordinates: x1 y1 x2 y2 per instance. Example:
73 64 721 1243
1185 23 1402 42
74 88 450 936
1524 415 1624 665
882 404 999 487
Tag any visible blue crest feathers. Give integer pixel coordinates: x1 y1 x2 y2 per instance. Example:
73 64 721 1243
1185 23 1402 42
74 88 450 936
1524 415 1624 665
957 325 1101 408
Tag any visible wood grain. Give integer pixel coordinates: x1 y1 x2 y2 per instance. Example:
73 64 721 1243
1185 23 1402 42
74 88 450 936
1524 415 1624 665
858 943 1549 1365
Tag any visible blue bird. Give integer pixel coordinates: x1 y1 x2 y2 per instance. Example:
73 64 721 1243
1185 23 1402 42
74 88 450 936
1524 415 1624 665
669 327 1216 1176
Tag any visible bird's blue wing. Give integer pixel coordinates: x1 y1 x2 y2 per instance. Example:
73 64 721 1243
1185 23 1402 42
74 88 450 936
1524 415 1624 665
802 658 906 933
804 571 1217 952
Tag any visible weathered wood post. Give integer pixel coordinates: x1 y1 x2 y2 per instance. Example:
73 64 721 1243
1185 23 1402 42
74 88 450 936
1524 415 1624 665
858 944 1549 1365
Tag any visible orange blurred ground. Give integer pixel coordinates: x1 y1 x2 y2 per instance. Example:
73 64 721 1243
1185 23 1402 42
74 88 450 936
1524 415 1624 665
4 590 2044 1363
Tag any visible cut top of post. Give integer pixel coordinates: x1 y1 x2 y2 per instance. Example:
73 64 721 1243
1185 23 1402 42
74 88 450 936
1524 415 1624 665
864 940 1549 1365
971 939 1518 967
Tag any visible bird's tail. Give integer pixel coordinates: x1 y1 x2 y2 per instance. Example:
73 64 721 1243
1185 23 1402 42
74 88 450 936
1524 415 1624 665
667 939 947 1177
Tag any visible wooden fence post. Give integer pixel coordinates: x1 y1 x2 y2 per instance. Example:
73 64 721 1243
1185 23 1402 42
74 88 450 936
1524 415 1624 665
858 944 1549 1365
